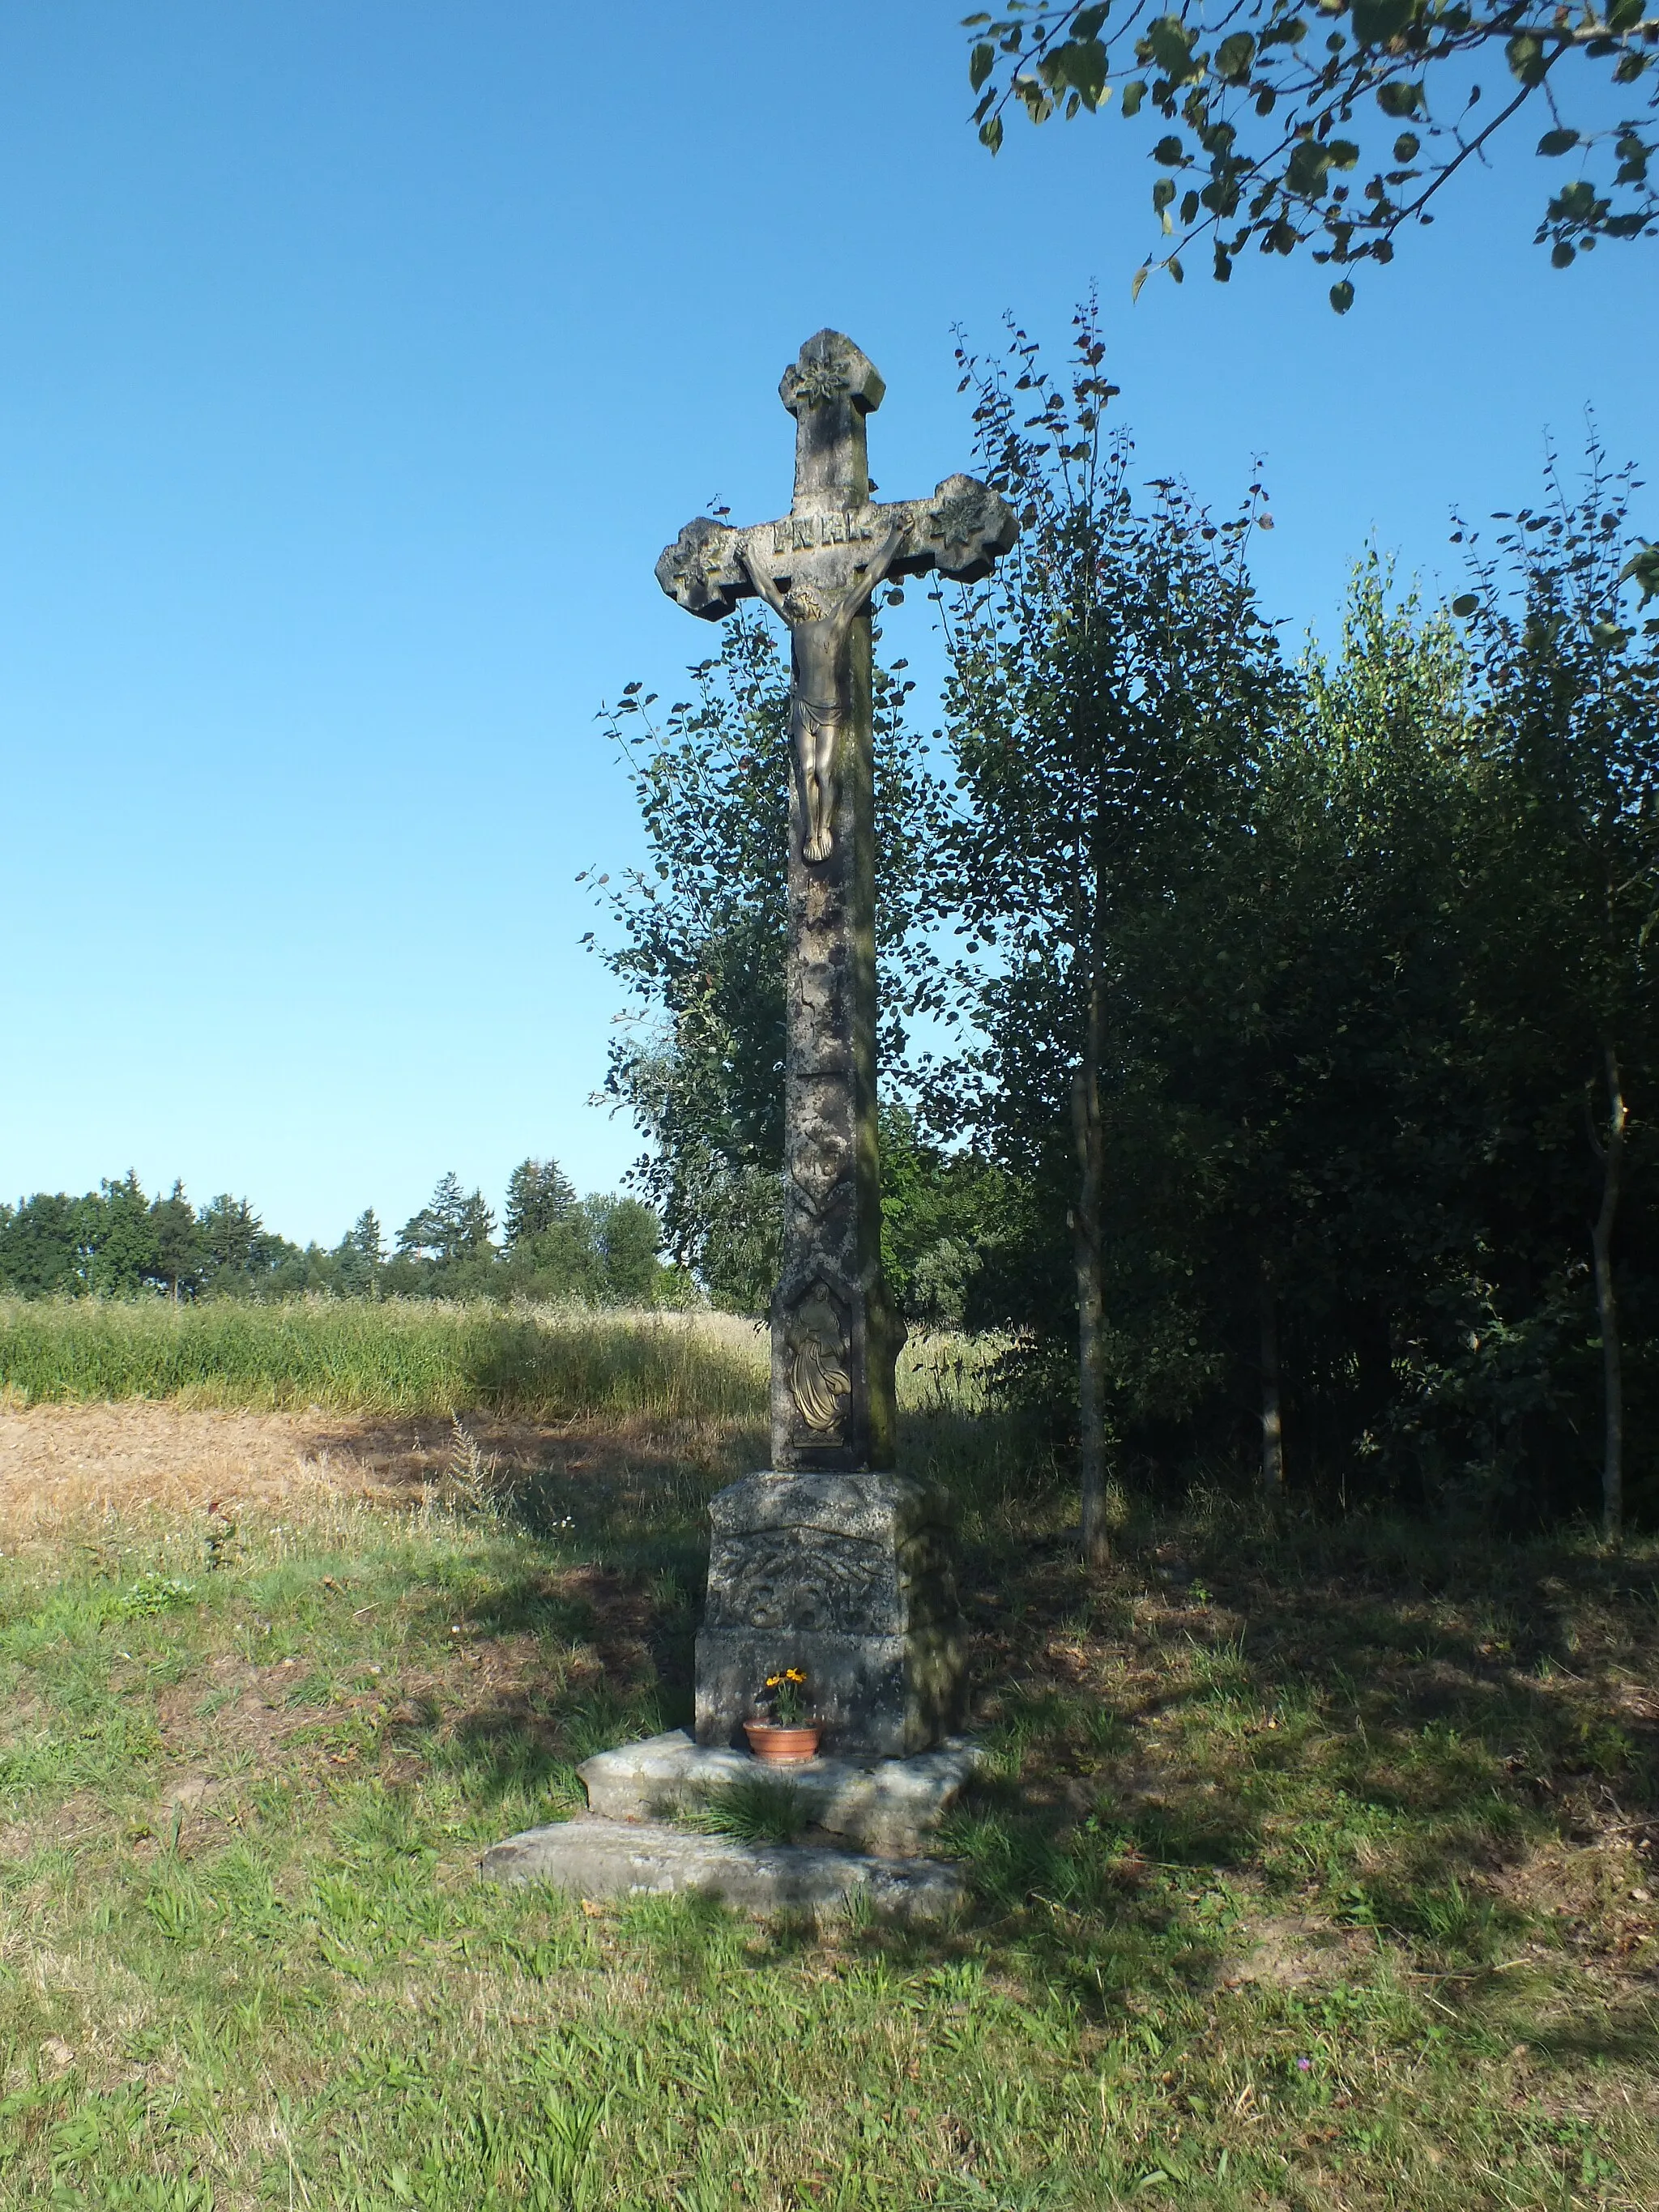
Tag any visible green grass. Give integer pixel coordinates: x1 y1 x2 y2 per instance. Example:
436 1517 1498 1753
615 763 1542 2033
0 1297 771 1422
0 1298 996 1432
0 1389 1656 2206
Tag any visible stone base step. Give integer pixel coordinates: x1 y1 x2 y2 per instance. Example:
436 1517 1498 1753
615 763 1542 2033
480 1815 966 1920
577 1729 981 1856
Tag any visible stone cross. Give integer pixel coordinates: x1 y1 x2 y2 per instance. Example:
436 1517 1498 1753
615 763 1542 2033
656 330 1017 1478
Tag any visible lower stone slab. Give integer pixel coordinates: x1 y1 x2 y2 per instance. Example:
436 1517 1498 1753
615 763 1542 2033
578 1729 981 1856
480 1816 965 1920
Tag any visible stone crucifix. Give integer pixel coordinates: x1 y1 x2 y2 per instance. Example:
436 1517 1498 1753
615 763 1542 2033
657 330 1017 1478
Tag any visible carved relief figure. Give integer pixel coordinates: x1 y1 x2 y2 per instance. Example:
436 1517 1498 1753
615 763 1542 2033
740 523 904 863
786 1284 851 1435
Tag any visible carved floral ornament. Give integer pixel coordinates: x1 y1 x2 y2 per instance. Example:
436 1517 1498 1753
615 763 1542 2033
930 485 992 552
787 355 852 409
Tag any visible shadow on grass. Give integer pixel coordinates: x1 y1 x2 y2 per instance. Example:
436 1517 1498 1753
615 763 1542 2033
275 1409 1657 2032
386 1508 708 1809
921 1477 1659 2022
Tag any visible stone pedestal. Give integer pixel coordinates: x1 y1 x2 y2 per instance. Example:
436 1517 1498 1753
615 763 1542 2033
695 1471 966 1756
578 1731 981 1856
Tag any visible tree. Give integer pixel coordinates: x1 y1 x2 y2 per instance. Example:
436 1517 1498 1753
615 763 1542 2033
583 1193 665 1304
586 615 790 1302
198 1194 263 1285
503 1159 578 1247
1452 439 1659 1539
149 1180 203 1301
396 1173 496 1269
879 1106 1021 1330
198 1194 303 1296
89 1172 159 1297
1222 562 1488 1509
0 1193 87 1296
962 1 1657 306
936 312 1294 1556
332 1208 385 1297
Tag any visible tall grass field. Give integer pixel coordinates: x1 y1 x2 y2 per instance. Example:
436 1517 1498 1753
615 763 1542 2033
0 1297 771 1422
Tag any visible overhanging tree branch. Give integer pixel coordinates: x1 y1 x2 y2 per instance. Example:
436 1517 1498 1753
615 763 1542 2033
963 0 1658 304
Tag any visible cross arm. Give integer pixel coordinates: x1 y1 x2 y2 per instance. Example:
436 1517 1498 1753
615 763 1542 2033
885 475 1020 589
655 475 1018 624
653 517 757 624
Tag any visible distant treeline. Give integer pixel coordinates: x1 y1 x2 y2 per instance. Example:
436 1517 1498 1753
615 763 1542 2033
0 1159 674 1307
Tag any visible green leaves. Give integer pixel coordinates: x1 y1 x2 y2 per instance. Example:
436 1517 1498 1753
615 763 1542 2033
1330 278 1355 311
1537 128 1580 157
1451 593 1479 618
1505 32 1548 86
1350 0 1417 41
1041 35 1110 106
1620 543 1659 605
1375 81 1423 117
970 40 996 92
1215 31 1256 82
1286 139 1336 196
1145 14 1201 81
1614 129 1651 185
1549 177 1603 223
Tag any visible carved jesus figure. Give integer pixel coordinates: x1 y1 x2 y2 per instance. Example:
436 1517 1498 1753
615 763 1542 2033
741 525 905 863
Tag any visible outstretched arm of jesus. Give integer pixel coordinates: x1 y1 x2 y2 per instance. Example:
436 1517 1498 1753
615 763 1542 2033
738 543 791 620
832 522 909 633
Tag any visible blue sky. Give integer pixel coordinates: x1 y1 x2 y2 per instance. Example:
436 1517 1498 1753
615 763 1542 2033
2 2 1651 1247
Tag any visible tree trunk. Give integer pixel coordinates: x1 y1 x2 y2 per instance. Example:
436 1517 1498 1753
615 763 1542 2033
1259 1261 1285 1502
1590 1044 1627 1543
1072 965 1109 1566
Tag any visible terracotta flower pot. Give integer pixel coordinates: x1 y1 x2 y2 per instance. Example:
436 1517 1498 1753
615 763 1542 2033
743 1720 822 1764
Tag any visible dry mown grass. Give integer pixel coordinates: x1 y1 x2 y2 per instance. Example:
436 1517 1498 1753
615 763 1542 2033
0 1397 758 1535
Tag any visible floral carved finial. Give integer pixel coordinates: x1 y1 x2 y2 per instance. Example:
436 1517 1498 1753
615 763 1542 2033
791 356 851 407
779 331 885 423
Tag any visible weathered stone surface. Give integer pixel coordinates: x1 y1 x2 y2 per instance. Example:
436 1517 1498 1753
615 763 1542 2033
655 330 1017 1475
578 1730 981 1856
480 1816 966 1920
705 1472 959 1634
647 335 1010 1773
696 1471 968 1754
696 1626 966 1758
